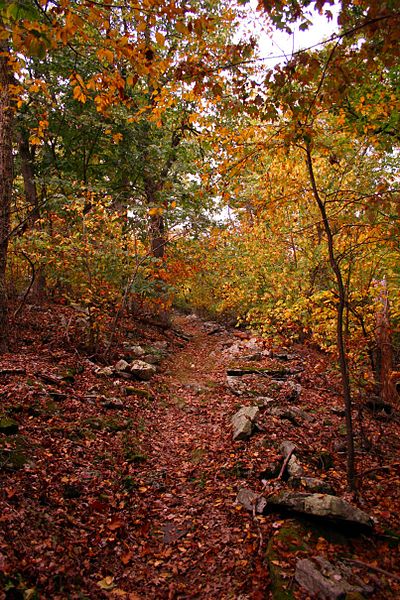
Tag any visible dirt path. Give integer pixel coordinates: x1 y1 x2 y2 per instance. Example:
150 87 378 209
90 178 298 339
131 315 269 599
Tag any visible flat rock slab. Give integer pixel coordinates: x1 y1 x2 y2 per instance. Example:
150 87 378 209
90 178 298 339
231 406 260 441
296 556 374 599
269 492 373 528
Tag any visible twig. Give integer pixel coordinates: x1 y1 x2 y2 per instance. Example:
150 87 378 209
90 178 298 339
13 251 36 318
354 462 400 479
342 558 400 583
277 448 295 480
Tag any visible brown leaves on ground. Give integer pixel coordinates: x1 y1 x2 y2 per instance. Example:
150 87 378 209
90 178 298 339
0 306 399 598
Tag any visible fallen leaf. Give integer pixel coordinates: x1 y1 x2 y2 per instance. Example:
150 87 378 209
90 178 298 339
108 519 123 531
97 576 116 590
121 552 133 565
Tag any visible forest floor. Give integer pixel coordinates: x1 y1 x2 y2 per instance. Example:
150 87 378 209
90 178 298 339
0 305 400 599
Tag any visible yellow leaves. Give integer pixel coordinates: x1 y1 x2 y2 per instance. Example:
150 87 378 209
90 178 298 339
73 86 86 103
148 207 164 217
112 133 123 144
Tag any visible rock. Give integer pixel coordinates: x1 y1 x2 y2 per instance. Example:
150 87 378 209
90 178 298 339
289 477 334 494
270 407 301 425
226 375 245 396
102 397 125 409
115 359 130 373
0 448 28 469
126 345 145 357
0 416 19 435
124 387 153 401
130 360 157 381
244 337 262 351
225 343 241 357
257 396 276 407
232 406 260 441
287 455 304 477
295 557 374 599
152 341 168 350
94 366 114 377
241 352 263 361
259 462 281 482
280 440 296 457
274 353 296 361
269 492 373 528
236 488 267 514
286 381 302 402
142 353 163 365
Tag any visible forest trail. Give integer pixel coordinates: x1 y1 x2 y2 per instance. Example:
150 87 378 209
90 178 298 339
131 314 270 599
1 309 399 599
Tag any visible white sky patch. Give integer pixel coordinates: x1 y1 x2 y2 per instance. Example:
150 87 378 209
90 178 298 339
238 0 340 66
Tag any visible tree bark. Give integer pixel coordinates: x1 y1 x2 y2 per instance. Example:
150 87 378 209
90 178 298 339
305 144 356 491
374 278 396 404
0 34 14 352
18 129 47 299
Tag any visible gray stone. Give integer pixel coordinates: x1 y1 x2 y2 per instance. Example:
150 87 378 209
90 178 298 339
286 381 302 402
142 353 163 365
102 397 125 409
127 345 145 357
115 359 130 373
94 366 114 377
269 492 373 528
236 488 267 514
130 360 157 381
241 352 263 361
232 406 260 441
295 557 374 599
287 455 304 477
289 477 334 494
280 440 296 457
226 375 244 396
152 341 168 350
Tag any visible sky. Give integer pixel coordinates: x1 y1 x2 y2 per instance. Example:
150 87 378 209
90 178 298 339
241 0 340 66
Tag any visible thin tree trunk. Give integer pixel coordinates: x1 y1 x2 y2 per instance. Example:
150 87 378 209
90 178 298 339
19 131 39 222
306 144 356 491
18 129 47 299
0 34 14 352
374 278 396 405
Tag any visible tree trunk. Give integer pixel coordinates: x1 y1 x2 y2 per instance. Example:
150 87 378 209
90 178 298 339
306 144 356 491
150 213 165 258
0 35 14 352
374 278 396 405
144 176 166 259
18 130 47 299
19 131 39 222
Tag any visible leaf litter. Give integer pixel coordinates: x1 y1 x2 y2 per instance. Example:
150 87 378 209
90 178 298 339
0 307 399 598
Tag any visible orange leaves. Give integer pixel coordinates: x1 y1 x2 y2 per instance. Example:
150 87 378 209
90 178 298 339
155 31 165 46
97 48 114 64
175 21 191 36
70 72 87 103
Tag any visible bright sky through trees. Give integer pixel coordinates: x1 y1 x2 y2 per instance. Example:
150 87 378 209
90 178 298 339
243 0 340 65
